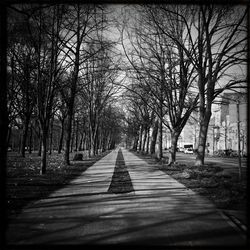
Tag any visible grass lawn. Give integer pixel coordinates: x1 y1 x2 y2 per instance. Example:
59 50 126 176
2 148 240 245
6 150 110 218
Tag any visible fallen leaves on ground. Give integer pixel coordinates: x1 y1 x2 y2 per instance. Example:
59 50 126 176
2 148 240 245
6 151 109 217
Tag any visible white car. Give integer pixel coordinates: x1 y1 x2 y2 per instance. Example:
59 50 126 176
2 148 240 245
184 148 193 154
179 147 184 152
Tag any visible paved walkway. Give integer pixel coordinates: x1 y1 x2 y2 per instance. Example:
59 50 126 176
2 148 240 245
6 148 246 246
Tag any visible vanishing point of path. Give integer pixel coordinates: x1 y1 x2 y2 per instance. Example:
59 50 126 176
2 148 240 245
6 148 246 246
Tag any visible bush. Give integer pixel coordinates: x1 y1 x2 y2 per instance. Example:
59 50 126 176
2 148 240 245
73 153 83 161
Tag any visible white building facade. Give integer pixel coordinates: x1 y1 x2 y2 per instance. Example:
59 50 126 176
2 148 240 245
177 93 247 155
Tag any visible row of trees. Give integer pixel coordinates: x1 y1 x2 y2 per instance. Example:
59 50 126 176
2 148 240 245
121 5 247 166
7 4 124 174
4 4 248 174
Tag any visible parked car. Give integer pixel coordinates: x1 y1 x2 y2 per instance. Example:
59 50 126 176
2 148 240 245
214 149 240 157
179 147 184 152
184 148 193 154
229 150 238 157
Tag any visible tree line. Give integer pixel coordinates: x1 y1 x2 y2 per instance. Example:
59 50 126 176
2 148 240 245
120 5 247 166
2 3 248 176
6 4 124 174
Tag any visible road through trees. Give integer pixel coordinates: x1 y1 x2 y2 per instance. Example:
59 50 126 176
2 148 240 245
5 3 247 174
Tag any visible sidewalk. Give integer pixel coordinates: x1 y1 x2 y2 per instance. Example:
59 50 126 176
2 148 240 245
122 149 246 246
6 148 246 246
6 149 119 244
165 151 247 227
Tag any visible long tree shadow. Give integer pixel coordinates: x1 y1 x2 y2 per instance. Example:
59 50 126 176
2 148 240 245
108 149 134 194
7 200 244 246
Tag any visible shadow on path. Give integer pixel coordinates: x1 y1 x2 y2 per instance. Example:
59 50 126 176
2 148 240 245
108 149 134 194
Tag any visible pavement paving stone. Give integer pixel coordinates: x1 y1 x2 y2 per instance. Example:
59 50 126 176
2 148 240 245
6 147 247 246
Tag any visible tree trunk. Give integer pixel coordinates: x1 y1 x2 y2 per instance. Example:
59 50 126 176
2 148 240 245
142 128 147 152
145 128 150 154
132 133 139 150
21 117 30 157
75 119 79 151
70 117 75 153
88 131 91 157
150 119 158 154
89 132 95 157
83 133 86 151
78 132 84 151
38 133 42 156
18 131 22 153
107 134 112 150
158 119 163 159
58 119 64 154
65 113 73 165
101 132 105 152
195 111 211 166
7 126 12 148
138 125 143 151
168 131 180 165
110 138 115 149
100 130 105 152
49 116 54 155
40 129 48 175
28 126 32 154
64 8 81 163
94 130 99 155
32 130 36 152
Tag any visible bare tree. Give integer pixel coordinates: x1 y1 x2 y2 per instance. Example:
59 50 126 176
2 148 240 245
123 97 142 151
150 118 159 154
152 5 247 165
56 87 68 154
124 86 155 153
24 4 67 174
0 5 8 236
120 6 199 163
59 5 111 164
9 45 36 157
99 105 125 151
7 8 38 156
6 4 125 173
81 41 121 156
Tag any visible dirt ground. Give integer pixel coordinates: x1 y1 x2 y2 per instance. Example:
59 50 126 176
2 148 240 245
6 150 109 217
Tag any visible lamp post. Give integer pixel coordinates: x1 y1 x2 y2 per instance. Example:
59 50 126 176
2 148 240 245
212 127 214 154
211 109 220 155
236 100 242 181
241 131 244 157
220 95 245 181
